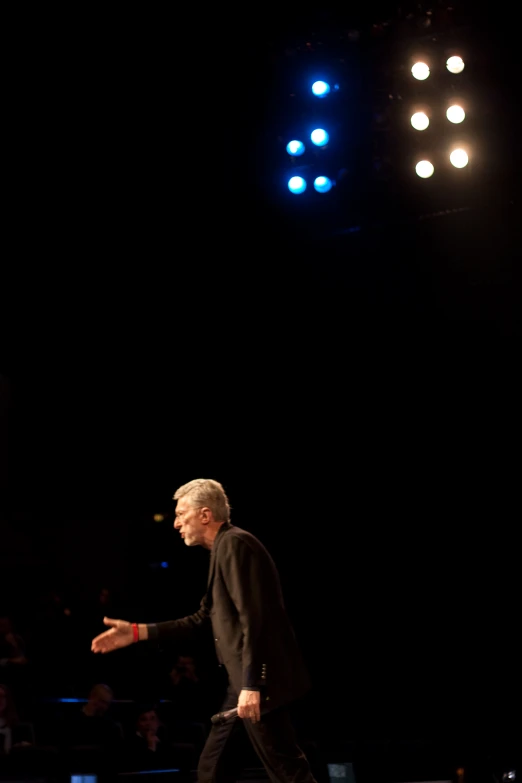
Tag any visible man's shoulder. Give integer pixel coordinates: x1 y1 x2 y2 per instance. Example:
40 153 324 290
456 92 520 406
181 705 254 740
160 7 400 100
223 523 248 538
219 525 272 560
221 524 261 548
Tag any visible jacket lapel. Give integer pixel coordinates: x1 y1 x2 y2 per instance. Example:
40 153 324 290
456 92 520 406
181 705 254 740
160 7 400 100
207 522 232 590
207 545 217 589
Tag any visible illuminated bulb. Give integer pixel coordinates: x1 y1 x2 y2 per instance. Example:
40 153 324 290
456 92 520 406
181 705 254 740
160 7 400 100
416 160 434 178
412 62 430 80
411 112 429 130
311 128 329 146
446 56 465 74
446 105 465 123
314 176 333 193
450 148 468 168
288 176 307 193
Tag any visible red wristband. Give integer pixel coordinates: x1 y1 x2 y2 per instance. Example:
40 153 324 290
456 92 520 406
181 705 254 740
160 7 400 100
132 623 139 643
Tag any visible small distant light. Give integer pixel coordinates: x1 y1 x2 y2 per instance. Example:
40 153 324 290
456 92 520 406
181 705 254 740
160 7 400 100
312 80 330 97
161 561 169 568
411 112 429 130
286 139 305 156
411 62 430 80
311 128 329 146
314 176 333 193
415 160 435 178
450 148 468 168
153 514 165 522
446 105 465 123
446 56 465 74
288 176 307 194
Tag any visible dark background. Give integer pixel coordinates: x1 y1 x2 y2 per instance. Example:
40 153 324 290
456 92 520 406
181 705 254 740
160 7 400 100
2 0 519 755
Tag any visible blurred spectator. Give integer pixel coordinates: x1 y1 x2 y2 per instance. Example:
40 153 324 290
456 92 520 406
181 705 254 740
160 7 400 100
35 589 73 624
0 681 58 781
30 588 75 695
155 652 214 767
82 586 121 633
76 586 128 693
122 704 173 771
162 652 214 723
0 615 28 668
174 654 199 686
0 683 34 755
62 683 122 751
0 615 31 714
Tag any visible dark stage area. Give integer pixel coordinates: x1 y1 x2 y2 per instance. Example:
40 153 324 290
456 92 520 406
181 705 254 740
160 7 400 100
2 1 519 781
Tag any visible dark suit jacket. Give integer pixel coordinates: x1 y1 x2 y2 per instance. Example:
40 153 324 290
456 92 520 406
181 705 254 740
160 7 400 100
148 523 311 711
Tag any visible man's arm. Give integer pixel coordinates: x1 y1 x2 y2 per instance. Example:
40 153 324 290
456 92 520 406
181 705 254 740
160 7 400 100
91 595 211 654
146 595 211 645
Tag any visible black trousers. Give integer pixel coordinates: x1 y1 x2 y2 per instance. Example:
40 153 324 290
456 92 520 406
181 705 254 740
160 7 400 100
197 684 318 783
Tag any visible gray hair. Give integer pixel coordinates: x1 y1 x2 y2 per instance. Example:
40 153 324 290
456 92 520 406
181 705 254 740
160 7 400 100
173 479 231 523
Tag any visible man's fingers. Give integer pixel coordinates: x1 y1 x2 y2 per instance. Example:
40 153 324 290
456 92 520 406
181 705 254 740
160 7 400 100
103 616 118 626
91 629 115 652
91 632 107 646
237 706 260 722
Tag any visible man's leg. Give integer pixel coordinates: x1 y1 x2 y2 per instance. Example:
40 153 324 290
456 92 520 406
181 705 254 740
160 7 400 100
197 684 246 783
243 706 317 783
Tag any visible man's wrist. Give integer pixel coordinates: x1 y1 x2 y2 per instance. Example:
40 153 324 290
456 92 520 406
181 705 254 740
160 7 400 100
137 624 149 641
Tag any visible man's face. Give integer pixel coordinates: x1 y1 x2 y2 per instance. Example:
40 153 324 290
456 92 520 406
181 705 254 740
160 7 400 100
90 688 112 716
137 710 158 735
178 655 196 677
174 496 205 547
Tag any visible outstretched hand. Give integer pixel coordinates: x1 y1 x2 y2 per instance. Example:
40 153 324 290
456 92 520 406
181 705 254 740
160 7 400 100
91 617 134 654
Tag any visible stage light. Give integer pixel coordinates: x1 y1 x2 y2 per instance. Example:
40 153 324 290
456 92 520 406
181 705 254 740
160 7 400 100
446 56 465 74
153 514 165 522
314 176 333 193
415 160 434 178
446 105 465 123
411 62 430 80
288 176 307 193
411 112 429 130
312 80 331 97
311 128 329 146
450 148 468 168
286 140 305 156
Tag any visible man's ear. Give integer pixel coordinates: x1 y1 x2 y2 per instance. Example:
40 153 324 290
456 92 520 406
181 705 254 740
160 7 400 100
200 506 212 525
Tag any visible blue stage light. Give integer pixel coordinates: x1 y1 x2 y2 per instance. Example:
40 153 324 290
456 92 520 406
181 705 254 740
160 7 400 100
311 128 329 146
288 176 307 194
312 80 330 97
286 140 305 156
314 176 333 193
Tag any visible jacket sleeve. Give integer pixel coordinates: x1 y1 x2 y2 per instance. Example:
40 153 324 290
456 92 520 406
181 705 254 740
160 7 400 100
147 593 211 645
220 536 270 690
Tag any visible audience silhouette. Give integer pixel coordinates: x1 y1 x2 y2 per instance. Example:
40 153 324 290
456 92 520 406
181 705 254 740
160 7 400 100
0 579 513 782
